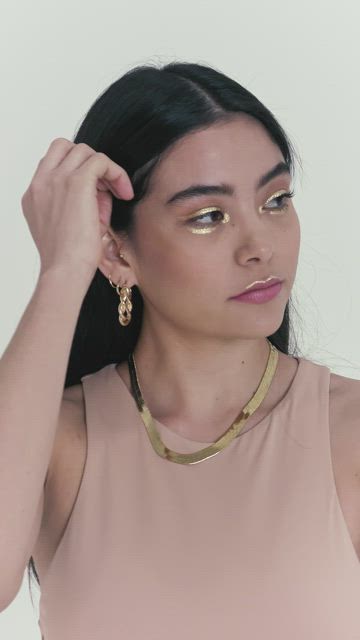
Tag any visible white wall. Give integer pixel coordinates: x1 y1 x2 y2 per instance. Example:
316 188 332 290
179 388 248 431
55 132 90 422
1 0 359 636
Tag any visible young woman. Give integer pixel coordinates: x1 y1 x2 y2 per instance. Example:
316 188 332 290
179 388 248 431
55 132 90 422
1 61 359 638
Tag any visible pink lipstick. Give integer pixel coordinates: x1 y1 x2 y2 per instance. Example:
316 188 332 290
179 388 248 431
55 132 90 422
230 281 283 304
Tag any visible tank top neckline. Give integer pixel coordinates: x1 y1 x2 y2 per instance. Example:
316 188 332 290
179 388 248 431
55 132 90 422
109 355 305 445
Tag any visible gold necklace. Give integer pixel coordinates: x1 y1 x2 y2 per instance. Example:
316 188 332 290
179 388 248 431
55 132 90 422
127 338 279 465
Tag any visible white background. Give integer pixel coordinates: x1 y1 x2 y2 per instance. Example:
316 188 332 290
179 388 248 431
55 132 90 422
1 0 360 636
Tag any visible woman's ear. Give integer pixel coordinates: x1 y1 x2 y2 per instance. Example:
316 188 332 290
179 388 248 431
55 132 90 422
97 230 137 287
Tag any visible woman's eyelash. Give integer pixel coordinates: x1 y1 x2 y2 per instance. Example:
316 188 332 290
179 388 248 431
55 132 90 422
188 189 296 226
266 189 295 210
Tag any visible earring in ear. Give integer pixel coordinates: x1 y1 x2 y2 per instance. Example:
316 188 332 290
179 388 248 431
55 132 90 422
108 271 133 327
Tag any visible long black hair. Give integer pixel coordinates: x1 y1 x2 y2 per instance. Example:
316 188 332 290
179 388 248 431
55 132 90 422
28 59 303 600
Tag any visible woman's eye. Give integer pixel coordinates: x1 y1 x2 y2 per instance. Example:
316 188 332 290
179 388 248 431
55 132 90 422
187 207 226 227
186 189 295 230
264 189 295 211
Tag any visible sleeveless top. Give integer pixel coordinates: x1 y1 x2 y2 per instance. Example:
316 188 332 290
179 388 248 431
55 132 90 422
37 356 360 639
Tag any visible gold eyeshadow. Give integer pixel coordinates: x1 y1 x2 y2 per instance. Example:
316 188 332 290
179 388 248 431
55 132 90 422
185 188 294 234
262 189 291 207
187 208 230 234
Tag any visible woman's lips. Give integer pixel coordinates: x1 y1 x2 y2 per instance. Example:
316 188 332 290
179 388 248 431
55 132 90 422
231 278 283 297
230 281 283 303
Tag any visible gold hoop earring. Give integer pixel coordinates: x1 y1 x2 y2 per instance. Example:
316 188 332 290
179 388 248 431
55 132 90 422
108 274 133 326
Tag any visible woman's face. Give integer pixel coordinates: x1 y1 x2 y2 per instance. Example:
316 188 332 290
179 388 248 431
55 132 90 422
126 114 300 340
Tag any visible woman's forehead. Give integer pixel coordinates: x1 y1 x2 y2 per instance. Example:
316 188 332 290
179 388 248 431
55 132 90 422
162 118 269 162
151 123 283 197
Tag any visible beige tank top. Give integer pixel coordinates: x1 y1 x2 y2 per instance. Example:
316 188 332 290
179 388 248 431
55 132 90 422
38 356 360 639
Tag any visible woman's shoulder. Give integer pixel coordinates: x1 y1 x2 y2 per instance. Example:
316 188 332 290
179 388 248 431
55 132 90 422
327 368 360 470
329 368 360 403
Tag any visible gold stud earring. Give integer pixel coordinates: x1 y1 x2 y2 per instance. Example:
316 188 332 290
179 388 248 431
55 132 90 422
108 270 133 327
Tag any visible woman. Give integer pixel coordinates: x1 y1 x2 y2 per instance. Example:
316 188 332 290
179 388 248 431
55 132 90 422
1 61 359 638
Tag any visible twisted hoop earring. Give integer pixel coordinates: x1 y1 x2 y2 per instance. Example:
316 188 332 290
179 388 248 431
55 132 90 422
108 273 133 326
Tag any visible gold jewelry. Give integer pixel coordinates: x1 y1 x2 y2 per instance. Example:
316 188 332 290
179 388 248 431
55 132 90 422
127 338 279 464
108 274 133 326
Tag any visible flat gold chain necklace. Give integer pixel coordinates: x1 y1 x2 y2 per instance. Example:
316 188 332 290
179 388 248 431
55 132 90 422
127 338 279 465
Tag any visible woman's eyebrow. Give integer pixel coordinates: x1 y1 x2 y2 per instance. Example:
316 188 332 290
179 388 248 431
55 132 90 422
165 161 291 206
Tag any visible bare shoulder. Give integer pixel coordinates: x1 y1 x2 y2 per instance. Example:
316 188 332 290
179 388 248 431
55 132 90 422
32 381 87 582
44 382 86 487
61 382 85 428
329 370 360 415
329 370 360 467
58 382 86 441
328 370 360 560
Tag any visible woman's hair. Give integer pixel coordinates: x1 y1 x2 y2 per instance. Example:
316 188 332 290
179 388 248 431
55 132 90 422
27 60 303 600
